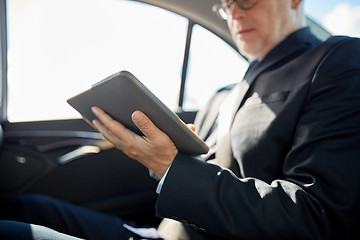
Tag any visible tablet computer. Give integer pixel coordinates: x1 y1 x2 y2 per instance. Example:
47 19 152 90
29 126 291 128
67 70 209 155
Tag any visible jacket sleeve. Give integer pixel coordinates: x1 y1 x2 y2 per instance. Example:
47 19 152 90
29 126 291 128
155 38 360 240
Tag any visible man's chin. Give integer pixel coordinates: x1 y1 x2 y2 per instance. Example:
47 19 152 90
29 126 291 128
237 44 258 59
237 42 270 60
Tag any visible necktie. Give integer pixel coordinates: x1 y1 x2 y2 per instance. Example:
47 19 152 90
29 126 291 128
214 60 259 173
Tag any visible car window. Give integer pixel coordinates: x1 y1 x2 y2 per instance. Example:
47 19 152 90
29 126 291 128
6 0 188 122
8 0 356 122
183 24 248 111
304 0 360 38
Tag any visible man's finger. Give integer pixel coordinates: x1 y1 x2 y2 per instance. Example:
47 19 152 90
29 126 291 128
132 110 161 140
92 119 122 146
91 106 135 144
92 107 127 134
187 124 196 132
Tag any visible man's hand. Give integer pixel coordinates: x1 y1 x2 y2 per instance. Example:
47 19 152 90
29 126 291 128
91 106 178 178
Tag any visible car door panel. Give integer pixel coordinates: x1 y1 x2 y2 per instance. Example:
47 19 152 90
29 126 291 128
0 111 197 219
0 119 159 219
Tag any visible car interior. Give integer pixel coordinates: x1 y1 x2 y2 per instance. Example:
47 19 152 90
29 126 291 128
0 0 332 228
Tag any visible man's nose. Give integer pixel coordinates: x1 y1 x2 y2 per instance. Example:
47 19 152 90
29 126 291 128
229 3 247 19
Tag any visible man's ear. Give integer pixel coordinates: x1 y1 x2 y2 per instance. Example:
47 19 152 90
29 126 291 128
292 0 303 9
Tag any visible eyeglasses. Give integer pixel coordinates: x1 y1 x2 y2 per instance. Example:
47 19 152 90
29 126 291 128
212 0 259 20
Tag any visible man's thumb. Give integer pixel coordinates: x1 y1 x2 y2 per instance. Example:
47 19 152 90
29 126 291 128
132 110 157 138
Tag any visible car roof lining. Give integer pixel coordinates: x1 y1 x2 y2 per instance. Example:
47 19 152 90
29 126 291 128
136 0 332 52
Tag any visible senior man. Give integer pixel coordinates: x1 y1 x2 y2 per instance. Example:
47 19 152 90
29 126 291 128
1 0 360 239
92 0 360 239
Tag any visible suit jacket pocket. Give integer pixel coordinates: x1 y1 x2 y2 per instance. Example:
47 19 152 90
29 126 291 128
243 90 290 108
235 90 291 134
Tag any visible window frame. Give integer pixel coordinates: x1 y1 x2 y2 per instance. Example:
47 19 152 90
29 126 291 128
178 20 194 110
0 0 7 123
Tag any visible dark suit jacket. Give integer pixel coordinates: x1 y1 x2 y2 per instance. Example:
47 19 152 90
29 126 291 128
155 28 360 240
